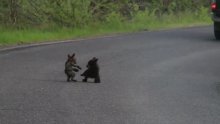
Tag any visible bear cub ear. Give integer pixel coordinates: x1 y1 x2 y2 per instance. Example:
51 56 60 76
68 53 75 58
92 57 98 61
72 53 75 57
68 54 71 58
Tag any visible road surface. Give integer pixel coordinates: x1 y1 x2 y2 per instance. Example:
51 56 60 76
0 26 220 124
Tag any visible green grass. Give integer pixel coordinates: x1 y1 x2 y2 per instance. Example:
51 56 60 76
0 9 212 46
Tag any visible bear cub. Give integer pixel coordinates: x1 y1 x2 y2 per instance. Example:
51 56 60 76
81 57 100 83
64 53 81 82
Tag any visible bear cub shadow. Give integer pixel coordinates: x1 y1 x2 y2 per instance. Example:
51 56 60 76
81 57 101 83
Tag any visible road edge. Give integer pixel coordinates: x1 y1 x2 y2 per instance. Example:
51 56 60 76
0 25 211 53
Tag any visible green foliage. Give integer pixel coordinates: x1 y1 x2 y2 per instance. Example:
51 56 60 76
0 6 211 46
0 0 212 46
18 0 92 27
0 0 210 28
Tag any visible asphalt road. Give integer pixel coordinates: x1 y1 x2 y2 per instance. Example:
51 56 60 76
1 26 220 124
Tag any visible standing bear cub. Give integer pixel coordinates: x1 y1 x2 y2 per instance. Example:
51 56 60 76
81 57 101 83
64 53 81 82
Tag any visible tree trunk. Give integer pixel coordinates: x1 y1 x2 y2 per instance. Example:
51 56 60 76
9 0 17 25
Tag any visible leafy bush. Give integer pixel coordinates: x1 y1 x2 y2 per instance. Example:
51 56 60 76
0 0 210 28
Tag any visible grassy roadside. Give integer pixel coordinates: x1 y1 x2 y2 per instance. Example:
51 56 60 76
0 10 212 46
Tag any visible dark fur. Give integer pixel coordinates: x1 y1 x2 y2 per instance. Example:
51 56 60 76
64 53 81 82
81 57 100 83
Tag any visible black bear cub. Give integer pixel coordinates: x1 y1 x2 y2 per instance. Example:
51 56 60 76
81 57 100 83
